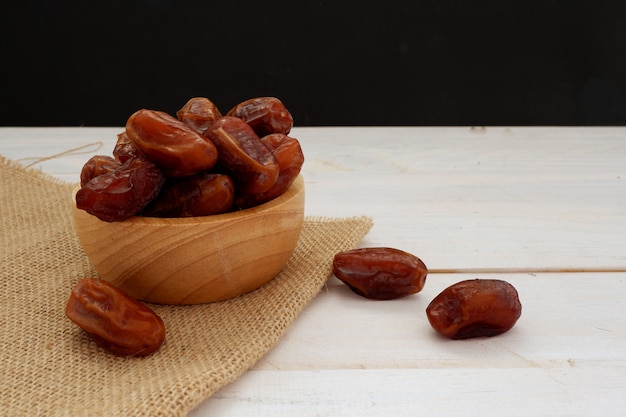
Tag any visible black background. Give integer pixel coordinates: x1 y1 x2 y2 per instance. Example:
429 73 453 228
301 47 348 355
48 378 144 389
3 0 626 127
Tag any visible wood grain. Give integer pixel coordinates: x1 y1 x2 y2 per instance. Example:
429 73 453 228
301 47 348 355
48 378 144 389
72 175 305 304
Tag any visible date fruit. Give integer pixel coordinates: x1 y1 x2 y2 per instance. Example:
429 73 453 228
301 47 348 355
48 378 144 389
426 279 522 339
333 247 428 300
176 97 223 135
65 278 166 357
79 155 120 186
76 96 302 221
113 131 144 163
76 157 166 222
207 116 279 194
142 173 235 217
236 133 304 208
125 109 219 177
226 96 293 137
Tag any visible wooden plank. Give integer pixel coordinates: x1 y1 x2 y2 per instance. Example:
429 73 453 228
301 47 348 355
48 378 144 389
254 273 626 370
294 127 626 270
3 127 626 416
1 126 625 269
0 127 118 183
188 272 626 416
189 367 626 417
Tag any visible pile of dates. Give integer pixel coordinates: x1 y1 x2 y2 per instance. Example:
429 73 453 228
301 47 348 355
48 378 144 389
76 96 304 222
332 247 522 339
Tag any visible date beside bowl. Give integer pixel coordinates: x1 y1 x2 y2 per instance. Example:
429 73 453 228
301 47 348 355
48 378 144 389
72 175 305 305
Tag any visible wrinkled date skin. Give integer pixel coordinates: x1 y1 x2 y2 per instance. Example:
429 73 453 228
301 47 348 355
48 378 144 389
207 116 279 194
79 155 120 186
76 96 303 221
65 278 166 357
142 173 235 217
176 97 223 135
76 157 166 222
426 279 522 339
333 247 428 300
226 97 293 137
113 131 144 163
236 133 305 209
126 109 219 177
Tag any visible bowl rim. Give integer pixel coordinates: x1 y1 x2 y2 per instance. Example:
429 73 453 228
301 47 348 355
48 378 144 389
73 174 304 226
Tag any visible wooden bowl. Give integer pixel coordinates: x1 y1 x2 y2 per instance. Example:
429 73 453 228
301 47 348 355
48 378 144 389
72 176 305 305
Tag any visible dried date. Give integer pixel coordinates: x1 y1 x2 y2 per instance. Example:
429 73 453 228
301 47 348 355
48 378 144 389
207 116 279 194
426 279 522 339
125 109 219 177
176 97 223 135
76 157 166 222
65 278 166 357
76 96 302 221
142 173 235 217
79 155 120 186
113 131 144 163
236 133 304 208
333 247 428 300
226 97 293 137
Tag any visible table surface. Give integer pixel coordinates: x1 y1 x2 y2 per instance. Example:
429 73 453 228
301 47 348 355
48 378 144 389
2 126 625 416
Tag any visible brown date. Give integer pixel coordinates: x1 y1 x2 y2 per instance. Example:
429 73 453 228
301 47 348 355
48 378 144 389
142 173 235 217
207 116 279 194
125 109 219 177
76 157 166 222
333 247 428 300
113 131 144 163
65 278 166 357
79 155 120 186
226 96 293 137
176 97 223 135
236 133 305 209
426 279 522 339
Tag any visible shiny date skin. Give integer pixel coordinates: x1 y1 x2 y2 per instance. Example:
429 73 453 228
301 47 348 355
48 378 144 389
236 133 304 209
176 97 223 135
126 109 219 178
113 131 144 163
426 279 522 339
226 97 293 137
141 173 235 217
207 116 279 194
79 155 120 186
333 247 428 300
76 157 166 222
65 278 166 357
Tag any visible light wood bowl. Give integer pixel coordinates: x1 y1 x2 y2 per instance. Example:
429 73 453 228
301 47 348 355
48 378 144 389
72 176 305 305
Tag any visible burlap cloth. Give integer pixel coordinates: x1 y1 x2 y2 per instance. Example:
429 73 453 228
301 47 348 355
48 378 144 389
0 155 373 417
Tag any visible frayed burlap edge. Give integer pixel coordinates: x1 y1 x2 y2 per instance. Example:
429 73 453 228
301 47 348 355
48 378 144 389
0 156 373 417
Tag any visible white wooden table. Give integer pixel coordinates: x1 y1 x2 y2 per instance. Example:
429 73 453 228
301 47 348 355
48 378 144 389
2 127 625 416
